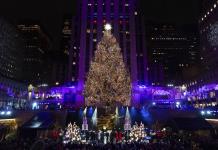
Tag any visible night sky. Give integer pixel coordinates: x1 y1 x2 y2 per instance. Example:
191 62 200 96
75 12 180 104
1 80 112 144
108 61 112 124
0 0 201 50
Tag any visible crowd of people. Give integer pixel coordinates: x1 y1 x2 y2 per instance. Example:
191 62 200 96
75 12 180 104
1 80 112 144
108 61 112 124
0 131 218 150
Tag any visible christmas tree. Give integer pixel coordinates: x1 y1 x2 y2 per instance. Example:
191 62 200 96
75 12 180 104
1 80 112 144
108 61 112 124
84 24 131 107
62 122 81 144
129 122 146 142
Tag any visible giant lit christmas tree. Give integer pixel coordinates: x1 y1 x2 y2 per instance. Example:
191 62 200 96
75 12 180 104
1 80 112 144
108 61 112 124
84 24 131 107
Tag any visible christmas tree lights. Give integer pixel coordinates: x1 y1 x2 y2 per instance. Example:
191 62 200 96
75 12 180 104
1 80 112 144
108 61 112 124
62 122 81 144
84 24 131 106
129 122 147 142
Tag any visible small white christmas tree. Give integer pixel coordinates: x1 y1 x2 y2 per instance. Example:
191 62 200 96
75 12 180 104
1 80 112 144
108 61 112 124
62 122 81 144
124 107 131 131
129 122 146 142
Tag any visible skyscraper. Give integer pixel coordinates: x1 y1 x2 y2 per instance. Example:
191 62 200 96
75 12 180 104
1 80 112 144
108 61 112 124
185 0 218 91
46 15 72 86
62 15 73 56
0 20 23 81
69 0 148 106
199 0 218 82
146 23 199 86
17 23 51 85
0 19 27 108
182 0 218 105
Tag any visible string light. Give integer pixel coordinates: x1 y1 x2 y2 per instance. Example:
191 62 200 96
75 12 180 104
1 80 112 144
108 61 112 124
129 122 147 142
61 122 81 144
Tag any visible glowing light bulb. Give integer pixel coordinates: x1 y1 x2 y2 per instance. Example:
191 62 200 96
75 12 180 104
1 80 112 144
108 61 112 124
104 23 112 31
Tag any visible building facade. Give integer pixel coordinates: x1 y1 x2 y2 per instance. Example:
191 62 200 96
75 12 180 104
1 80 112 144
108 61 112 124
199 0 218 83
0 20 23 81
180 0 218 108
146 23 199 86
17 23 51 85
69 0 148 106
0 75 27 109
185 0 218 90
0 20 28 109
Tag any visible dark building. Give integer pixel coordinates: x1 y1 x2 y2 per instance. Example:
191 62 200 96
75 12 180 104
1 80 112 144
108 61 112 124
146 23 199 86
17 23 51 85
45 51 68 86
68 14 80 83
199 0 218 83
0 19 27 108
0 20 23 80
44 16 72 86
62 15 72 56
185 0 218 91
60 15 78 83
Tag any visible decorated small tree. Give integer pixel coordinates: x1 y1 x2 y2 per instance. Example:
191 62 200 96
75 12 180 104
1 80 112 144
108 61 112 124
84 24 131 107
62 122 81 144
129 122 146 142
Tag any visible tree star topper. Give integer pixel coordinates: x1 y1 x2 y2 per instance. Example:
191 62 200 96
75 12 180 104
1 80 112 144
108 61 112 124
104 23 112 31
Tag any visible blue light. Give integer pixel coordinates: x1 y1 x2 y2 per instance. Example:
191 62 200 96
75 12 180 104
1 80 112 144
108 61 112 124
120 106 125 116
1 111 5 115
201 111 205 115
152 102 156 106
87 107 94 117
130 106 136 118
176 102 180 105
31 122 42 128
207 111 211 115
6 111 11 115
32 102 38 110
